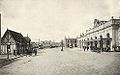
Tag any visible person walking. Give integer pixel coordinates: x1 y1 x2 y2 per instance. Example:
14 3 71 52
34 48 37 56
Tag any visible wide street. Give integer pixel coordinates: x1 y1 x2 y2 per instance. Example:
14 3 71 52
0 48 120 75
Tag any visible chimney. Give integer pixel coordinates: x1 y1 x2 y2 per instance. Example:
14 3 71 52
65 36 66 39
27 34 28 37
111 16 114 19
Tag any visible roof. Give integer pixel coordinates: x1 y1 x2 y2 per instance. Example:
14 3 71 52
24 37 31 42
31 42 38 47
2 29 27 44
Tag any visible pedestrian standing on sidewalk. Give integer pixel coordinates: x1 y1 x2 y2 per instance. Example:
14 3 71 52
87 46 89 51
34 48 37 56
83 46 86 51
83 46 85 51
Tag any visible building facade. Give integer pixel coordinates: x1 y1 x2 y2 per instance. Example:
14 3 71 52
1 29 28 55
65 37 78 48
78 17 120 52
39 40 61 48
24 36 31 50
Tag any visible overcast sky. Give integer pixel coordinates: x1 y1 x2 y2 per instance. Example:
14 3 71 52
0 0 120 42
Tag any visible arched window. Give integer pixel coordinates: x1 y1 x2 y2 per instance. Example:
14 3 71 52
87 38 89 40
95 36 97 39
100 35 102 38
84 39 85 41
100 35 103 40
91 37 93 40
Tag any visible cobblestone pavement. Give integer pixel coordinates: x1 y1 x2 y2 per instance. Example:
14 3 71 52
0 48 120 75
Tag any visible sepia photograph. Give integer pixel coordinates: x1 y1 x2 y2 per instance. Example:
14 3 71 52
0 0 120 75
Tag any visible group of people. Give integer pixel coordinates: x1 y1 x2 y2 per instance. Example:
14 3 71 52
25 48 38 57
83 46 89 51
83 46 103 53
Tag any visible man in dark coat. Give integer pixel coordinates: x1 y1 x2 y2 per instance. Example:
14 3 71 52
34 48 37 56
87 46 89 51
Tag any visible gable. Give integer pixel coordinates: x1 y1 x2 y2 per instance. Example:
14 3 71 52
2 30 16 45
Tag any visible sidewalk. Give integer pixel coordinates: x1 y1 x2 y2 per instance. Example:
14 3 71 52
0 55 21 68
64 47 120 55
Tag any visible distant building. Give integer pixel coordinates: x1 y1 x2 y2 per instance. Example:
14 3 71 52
78 17 120 52
65 37 77 48
31 42 38 48
40 40 51 48
39 40 61 48
50 41 61 48
1 29 28 55
24 36 31 50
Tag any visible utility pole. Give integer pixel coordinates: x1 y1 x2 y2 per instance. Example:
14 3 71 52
38 38 40 46
0 14 1 54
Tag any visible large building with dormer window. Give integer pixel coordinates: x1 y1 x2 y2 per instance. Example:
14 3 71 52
77 17 120 52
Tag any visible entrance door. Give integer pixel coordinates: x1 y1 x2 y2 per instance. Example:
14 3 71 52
7 45 10 54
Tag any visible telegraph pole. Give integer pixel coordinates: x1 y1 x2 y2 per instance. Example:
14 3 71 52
0 14 1 54
39 39 40 44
